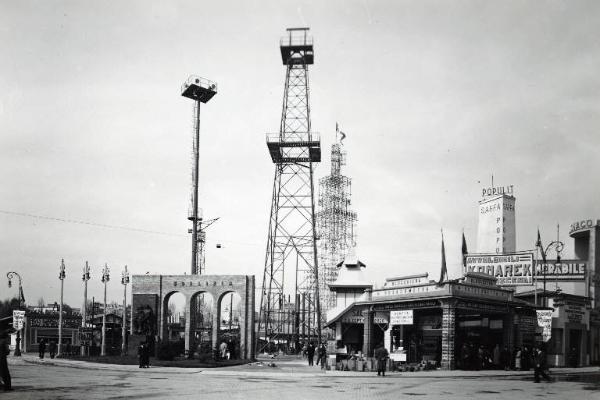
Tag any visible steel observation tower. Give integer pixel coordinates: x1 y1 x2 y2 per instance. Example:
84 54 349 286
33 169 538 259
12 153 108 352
257 28 323 352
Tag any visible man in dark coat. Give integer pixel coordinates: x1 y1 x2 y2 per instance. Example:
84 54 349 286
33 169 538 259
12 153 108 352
137 342 146 368
533 346 552 383
317 344 327 369
374 342 389 376
49 340 57 359
307 342 315 366
38 339 46 359
0 330 12 391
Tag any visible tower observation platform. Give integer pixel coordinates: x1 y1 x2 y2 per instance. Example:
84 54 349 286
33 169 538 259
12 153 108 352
280 27 314 65
266 132 321 163
181 75 217 103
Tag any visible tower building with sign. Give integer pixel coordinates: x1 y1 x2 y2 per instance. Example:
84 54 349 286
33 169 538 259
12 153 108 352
476 185 516 254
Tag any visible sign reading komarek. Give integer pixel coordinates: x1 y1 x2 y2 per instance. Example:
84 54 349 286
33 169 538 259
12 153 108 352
465 252 534 286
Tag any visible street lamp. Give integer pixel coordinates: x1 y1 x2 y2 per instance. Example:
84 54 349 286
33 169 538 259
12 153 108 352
81 262 91 356
540 240 564 307
101 264 110 357
6 271 23 356
58 259 66 357
120 265 130 356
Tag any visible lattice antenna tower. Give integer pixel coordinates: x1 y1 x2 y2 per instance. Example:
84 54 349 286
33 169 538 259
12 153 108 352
257 28 322 352
181 75 217 275
317 126 357 313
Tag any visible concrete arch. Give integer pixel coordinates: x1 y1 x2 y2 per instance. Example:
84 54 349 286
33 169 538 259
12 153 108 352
131 274 255 360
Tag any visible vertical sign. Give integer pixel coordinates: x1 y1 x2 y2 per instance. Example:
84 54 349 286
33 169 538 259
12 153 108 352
13 310 25 330
536 310 553 342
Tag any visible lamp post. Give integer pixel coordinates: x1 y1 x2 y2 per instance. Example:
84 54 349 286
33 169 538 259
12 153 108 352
120 265 129 356
6 271 23 356
540 240 564 307
58 259 66 357
101 264 110 356
81 262 91 356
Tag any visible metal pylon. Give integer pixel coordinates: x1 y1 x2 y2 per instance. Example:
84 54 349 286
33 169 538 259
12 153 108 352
257 28 322 353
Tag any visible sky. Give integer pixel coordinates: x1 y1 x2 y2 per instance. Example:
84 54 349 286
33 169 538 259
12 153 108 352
1 0 600 310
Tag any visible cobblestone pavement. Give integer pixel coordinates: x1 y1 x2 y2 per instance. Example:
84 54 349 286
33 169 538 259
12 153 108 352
2 356 599 400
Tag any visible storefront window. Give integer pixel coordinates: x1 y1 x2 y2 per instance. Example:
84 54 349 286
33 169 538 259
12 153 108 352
548 328 563 355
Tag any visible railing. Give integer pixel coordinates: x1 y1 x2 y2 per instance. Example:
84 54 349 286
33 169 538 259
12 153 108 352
181 75 218 94
280 36 314 47
266 132 320 143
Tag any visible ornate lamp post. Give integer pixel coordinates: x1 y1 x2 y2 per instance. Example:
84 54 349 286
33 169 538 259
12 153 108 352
541 240 564 307
58 259 66 357
6 271 23 356
101 264 110 356
81 262 91 356
120 265 130 356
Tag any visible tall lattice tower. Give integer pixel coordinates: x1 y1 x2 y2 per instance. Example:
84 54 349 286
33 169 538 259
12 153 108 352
258 28 322 352
317 127 357 314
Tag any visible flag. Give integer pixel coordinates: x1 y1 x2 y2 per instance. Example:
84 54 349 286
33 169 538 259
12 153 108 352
439 230 448 284
340 130 346 143
461 232 468 267
537 229 547 263
19 285 25 305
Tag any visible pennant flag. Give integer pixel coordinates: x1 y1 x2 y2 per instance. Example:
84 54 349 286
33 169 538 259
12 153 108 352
537 229 547 263
439 230 448 284
461 232 468 267
340 130 347 143
19 285 25 305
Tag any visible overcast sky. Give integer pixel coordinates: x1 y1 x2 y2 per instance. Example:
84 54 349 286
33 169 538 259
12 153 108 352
1 1 599 308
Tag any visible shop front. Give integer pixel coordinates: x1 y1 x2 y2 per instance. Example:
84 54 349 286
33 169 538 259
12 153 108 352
327 272 540 370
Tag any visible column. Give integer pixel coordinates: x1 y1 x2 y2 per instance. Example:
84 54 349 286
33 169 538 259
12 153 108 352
441 302 456 370
503 309 515 351
211 300 220 354
184 296 192 357
362 308 374 357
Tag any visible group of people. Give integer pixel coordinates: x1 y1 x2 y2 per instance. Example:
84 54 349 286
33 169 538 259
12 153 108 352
459 342 552 383
301 342 327 369
37 339 59 359
218 340 237 360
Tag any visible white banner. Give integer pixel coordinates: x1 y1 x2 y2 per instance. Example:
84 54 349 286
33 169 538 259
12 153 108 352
536 310 553 342
390 310 413 325
13 310 25 330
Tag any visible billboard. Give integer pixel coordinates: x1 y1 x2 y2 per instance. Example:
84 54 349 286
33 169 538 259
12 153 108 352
536 260 586 281
465 252 534 285
477 194 516 254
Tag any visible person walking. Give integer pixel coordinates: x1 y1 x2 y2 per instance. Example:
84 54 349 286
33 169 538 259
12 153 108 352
317 343 327 370
533 346 552 383
374 342 389 377
38 339 46 359
49 340 57 359
0 330 12 391
307 342 315 366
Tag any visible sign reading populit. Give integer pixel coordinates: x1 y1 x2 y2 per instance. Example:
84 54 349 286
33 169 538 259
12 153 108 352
465 252 534 286
482 185 514 198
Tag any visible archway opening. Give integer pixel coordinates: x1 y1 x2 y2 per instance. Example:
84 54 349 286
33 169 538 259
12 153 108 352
217 292 242 360
165 292 186 356
191 292 214 359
